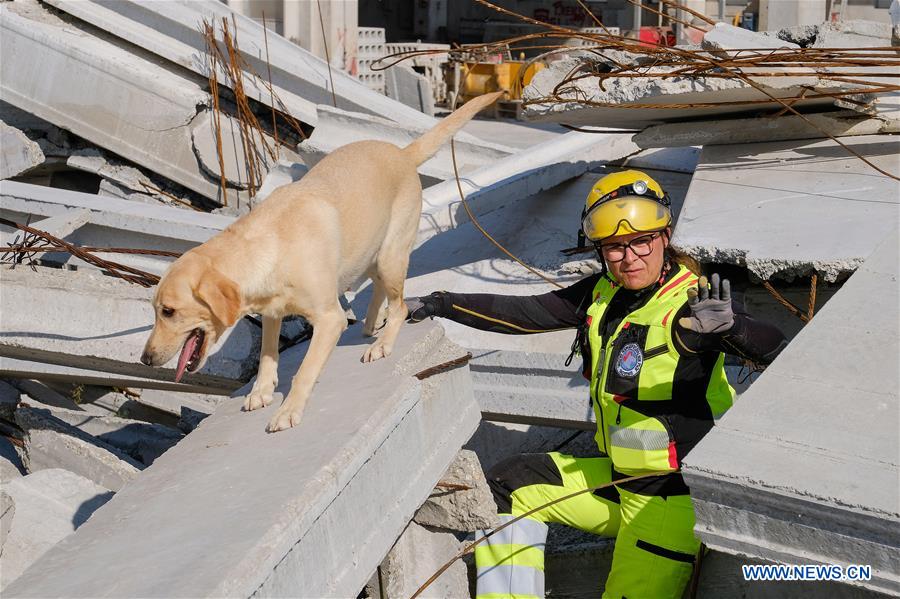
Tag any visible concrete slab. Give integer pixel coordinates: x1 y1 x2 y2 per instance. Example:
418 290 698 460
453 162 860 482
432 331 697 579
682 228 900 595
703 22 799 57
16 404 143 491
3 322 481 598
0 469 112 591
378 521 469 599
634 110 900 149
0 491 13 553
45 0 509 155
17 400 183 466
522 53 842 128
0 266 256 391
297 104 511 186
0 356 233 398
0 180 231 276
415 131 639 249
0 437 25 484
385 63 435 116
0 121 44 179
0 1 246 205
670 135 900 282
414 449 498 532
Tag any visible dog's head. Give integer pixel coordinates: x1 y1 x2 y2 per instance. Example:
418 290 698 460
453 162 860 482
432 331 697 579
140 253 242 382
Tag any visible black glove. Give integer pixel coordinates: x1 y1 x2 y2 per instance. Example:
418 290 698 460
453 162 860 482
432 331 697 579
405 292 447 323
678 273 734 334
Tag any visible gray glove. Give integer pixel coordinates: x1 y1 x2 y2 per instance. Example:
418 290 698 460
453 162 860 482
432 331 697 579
405 292 445 323
678 273 734 334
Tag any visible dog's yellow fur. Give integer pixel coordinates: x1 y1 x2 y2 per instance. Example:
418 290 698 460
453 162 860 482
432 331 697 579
141 92 502 432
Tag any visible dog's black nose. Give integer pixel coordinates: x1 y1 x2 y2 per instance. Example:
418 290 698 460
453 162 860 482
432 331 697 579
140 352 153 366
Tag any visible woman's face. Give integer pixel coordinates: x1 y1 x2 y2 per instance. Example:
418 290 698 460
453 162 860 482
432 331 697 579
599 229 669 290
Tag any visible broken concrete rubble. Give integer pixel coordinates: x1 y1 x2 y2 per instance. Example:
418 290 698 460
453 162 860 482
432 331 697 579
16 400 183 466
634 110 900 148
297 104 511 186
0 469 112 591
0 437 25 483
43 0 508 156
414 449 498 532
415 131 640 249
0 266 257 390
702 22 799 57
375 521 469 599
0 491 13 552
0 121 44 180
0 356 232 398
385 63 435 117
3 322 480 598
15 404 142 492
670 134 899 282
683 228 900 596
523 53 838 128
0 1 250 206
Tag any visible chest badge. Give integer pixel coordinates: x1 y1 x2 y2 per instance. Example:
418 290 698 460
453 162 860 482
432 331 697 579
615 343 643 378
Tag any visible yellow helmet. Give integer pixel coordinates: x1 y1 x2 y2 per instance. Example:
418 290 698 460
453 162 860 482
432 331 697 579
581 170 672 242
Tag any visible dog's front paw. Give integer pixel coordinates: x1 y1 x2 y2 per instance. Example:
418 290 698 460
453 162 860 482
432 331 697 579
267 406 303 432
243 390 275 411
362 339 392 363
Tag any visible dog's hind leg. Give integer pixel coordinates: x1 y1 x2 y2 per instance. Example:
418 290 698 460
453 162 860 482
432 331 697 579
267 302 347 432
361 274 387 337
245 315 282 411
362 252 409 363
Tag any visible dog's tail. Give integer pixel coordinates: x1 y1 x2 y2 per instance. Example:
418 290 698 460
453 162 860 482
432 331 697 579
402 91 504 167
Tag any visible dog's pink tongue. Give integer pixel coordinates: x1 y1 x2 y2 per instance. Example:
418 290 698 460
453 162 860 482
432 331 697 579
175 332 198 383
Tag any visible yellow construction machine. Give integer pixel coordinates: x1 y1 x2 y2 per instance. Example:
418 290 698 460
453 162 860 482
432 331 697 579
444 49 545 119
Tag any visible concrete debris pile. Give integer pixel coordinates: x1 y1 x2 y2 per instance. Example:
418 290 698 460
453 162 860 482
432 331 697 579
1 0 898 595
0 0 653 593
523 22 898 131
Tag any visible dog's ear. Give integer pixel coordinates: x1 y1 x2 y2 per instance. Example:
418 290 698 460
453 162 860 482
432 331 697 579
195 269 241 328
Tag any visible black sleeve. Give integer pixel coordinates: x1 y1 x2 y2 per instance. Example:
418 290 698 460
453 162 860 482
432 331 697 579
432 274 600 334
672 300 787 364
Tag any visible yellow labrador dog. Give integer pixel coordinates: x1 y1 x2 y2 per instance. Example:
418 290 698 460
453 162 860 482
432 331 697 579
141 92 501 432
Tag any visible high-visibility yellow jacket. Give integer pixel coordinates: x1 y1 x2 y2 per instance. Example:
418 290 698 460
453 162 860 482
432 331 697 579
586 264 735 474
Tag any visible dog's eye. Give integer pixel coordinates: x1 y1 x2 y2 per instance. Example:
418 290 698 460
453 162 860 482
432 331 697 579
161 307 175 317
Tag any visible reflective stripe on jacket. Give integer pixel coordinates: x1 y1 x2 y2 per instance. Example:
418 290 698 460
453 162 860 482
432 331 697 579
586 264 735 475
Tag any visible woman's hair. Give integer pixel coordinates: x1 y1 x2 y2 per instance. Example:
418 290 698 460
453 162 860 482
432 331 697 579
666 245 702 275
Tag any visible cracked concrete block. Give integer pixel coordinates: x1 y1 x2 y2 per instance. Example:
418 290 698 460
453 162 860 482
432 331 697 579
379 521 469 599
702 22 799 57
18 400 183 466
0 356 234 400
297 104 510 186
0 437 25 484
3 322 480 598
385 64 435 117
0 469 112 591
0 266 258 390
415 449 498 532
15 404 142 491
0 379 20 419
414 131 639 249
813 20 892 48
0 491 13 553
0 1 255 206
671 134 899 283
634 110 900 148
683 229 900 596
522 50 860 127
0 121 44 179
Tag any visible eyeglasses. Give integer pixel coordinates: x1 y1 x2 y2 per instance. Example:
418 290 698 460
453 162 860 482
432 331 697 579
596 232 662 263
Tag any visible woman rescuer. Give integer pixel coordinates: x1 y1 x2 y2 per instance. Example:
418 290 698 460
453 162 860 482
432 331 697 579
405 170 787 599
